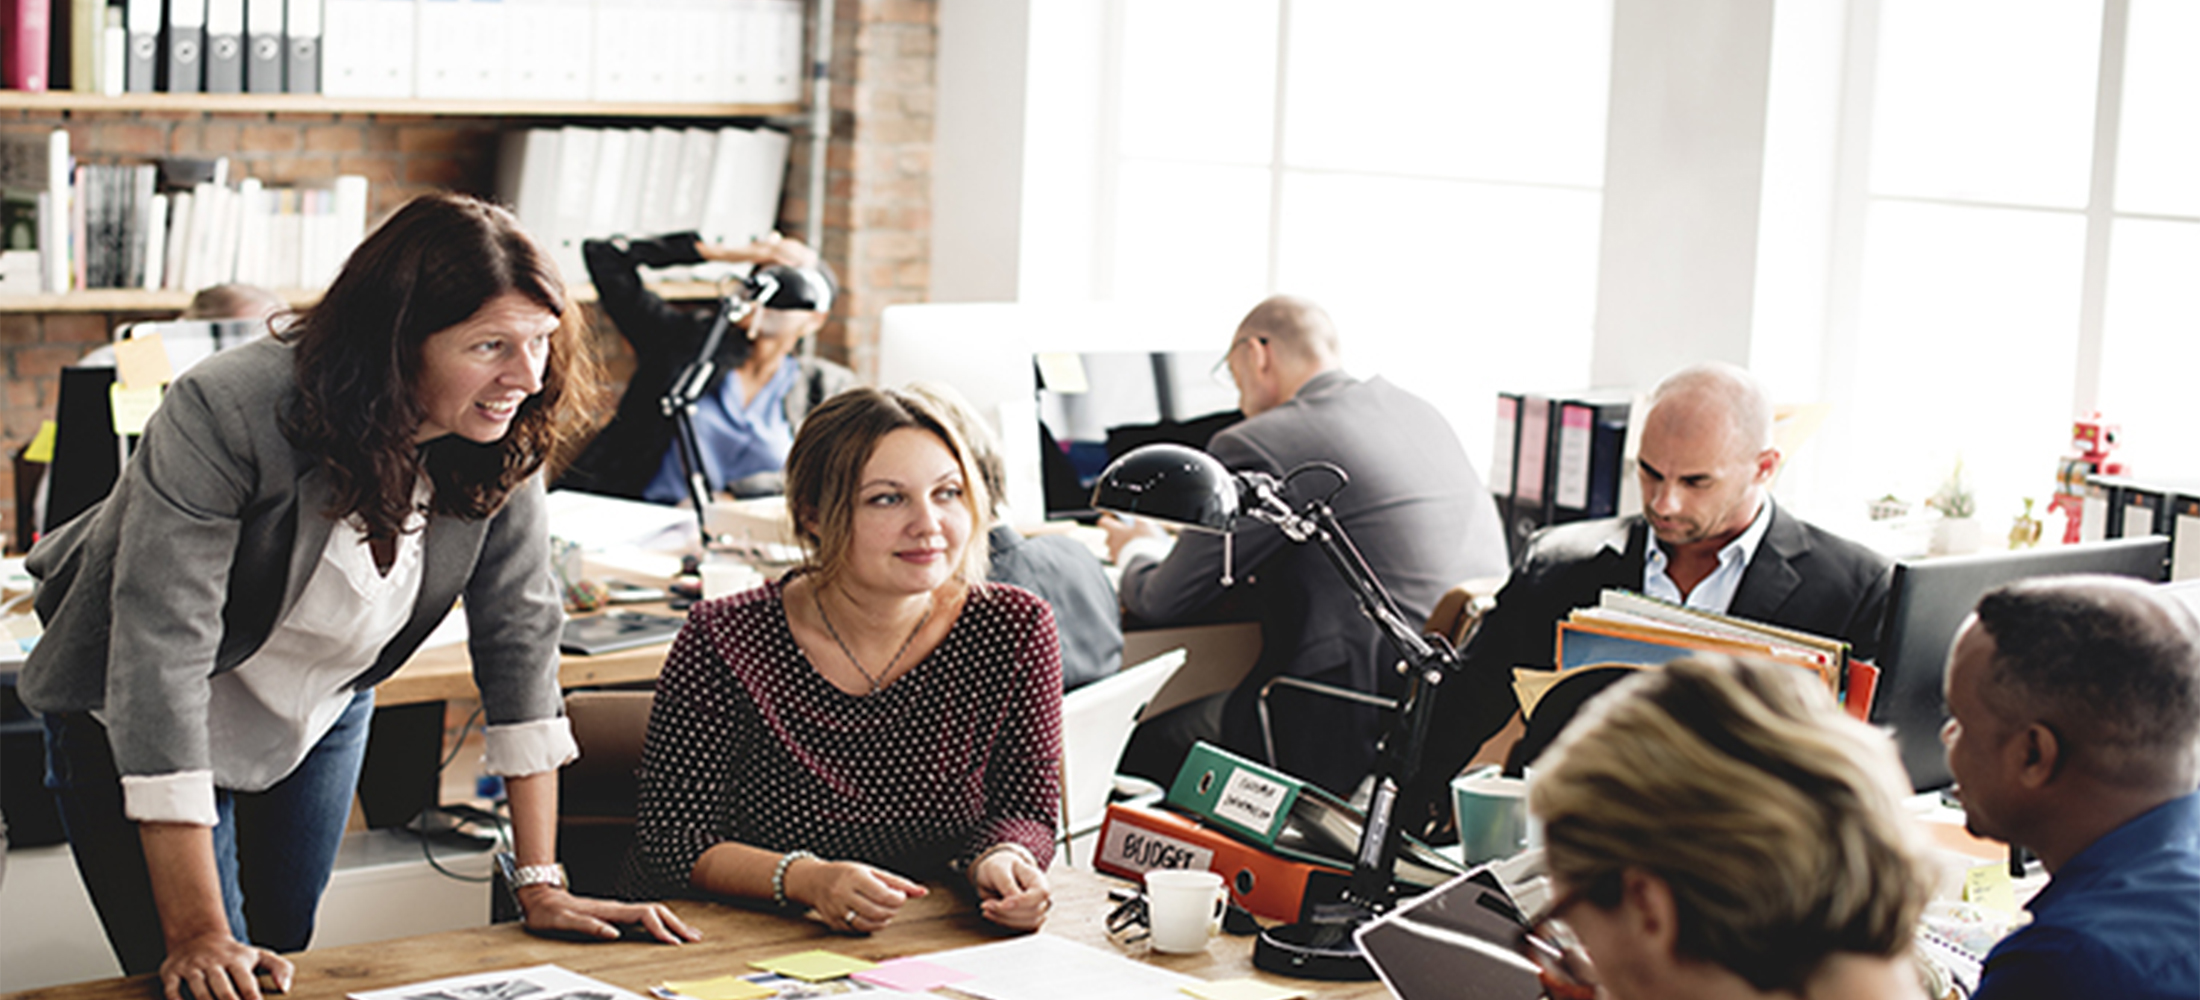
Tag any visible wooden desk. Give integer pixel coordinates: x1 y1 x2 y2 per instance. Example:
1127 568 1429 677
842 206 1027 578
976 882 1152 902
375 606 686 708
0 869 1389 1000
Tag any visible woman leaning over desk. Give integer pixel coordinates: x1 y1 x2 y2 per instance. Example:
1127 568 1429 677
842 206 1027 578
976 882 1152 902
621 387 1061 932
20 193 698 998
1520 655 1934 1000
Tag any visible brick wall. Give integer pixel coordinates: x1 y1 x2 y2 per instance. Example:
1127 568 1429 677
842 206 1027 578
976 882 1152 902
0 0 943 551
789 0 936 377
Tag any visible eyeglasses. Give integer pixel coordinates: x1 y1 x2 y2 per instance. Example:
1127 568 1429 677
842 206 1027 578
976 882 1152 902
1514 888 1601 1000
1208 336 1268 387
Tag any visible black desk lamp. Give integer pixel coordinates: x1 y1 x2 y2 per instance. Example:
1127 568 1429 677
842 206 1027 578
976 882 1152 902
658 271 781 545
1091 443 1466 981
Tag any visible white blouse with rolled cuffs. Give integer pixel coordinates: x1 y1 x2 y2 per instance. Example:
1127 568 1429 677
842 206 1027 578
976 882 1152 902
118 504 579 826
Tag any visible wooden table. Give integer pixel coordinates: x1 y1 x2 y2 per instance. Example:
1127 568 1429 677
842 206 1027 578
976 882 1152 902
375 605 687 708
0 869 1391 1000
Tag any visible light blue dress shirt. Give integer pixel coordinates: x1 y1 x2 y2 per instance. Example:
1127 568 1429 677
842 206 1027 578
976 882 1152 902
643 357 798 504
1641 497 1774 613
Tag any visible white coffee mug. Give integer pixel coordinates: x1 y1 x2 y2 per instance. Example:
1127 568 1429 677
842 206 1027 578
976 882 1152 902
699 558 760 600
1144 868 1227 954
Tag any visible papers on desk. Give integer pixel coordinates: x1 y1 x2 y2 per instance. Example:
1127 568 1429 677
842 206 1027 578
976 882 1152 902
347 963 646 1000
546 489 697 552
924 935 1200 1000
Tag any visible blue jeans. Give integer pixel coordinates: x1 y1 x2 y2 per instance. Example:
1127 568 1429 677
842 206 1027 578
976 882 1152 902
44 688 376 974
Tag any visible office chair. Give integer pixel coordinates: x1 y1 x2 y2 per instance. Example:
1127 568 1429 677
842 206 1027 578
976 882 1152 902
1255 578 1501 778
557 688 655 896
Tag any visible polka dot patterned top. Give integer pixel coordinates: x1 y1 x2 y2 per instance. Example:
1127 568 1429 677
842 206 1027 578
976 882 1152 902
619 575 1064 900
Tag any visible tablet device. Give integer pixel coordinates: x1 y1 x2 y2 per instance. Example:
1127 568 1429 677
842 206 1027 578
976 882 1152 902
1354 865 1543 1000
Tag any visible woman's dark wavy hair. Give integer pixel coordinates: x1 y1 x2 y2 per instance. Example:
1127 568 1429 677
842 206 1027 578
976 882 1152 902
279 192 603 540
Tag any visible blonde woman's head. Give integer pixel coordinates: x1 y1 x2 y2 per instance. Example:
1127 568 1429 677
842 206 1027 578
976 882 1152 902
1529 655 1931 994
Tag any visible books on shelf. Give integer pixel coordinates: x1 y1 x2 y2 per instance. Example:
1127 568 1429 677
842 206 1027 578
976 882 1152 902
9 0 806 103
0 144 368 297
497 124 791 285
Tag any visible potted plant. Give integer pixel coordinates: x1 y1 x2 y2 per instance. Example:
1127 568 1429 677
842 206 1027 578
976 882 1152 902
1927 460 1983 556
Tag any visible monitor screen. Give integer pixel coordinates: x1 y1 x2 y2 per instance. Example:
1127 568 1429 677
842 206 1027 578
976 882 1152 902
1872 535 2169 790
1038 349 1238 518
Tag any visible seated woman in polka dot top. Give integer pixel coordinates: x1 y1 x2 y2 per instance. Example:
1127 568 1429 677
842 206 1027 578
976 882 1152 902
620 387 1062 932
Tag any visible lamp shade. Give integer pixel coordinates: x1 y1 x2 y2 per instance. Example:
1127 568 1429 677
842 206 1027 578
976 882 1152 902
1090 444 1239 532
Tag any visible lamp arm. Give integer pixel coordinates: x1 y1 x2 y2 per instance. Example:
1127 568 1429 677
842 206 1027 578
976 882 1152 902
659 292 758 545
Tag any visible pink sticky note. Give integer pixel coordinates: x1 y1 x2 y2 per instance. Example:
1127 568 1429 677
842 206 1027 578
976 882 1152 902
850 958 975 993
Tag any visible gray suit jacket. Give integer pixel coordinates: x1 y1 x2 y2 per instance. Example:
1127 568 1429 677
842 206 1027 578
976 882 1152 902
20 337 565 782
1117 370 1510 792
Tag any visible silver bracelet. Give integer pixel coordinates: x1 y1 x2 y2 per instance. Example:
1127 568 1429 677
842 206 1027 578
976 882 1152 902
772 849 818 907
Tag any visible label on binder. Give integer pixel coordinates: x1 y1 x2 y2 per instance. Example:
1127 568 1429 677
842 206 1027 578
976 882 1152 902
1097 822 1213 874
1215 769 1289 831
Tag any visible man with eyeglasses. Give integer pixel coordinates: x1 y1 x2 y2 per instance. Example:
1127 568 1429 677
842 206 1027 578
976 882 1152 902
1101 294 1508 796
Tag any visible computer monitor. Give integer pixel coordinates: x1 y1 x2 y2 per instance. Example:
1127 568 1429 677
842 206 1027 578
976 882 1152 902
1872 535 2169 791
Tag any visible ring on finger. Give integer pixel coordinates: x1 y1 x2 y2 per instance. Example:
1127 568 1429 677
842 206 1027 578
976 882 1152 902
845 909 858 926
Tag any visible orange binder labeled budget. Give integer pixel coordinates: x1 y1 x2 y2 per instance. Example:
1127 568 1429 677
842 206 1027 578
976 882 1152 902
1092 803 1345 924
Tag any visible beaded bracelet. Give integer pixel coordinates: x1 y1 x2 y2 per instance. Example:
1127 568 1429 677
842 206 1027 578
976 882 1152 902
772 849 818 907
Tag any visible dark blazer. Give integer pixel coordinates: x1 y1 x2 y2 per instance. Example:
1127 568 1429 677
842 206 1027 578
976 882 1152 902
558 237 856 500
1117 370 1511 793
1406 506 1894 818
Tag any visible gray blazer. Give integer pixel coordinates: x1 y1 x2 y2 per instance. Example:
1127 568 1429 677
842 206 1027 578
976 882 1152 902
20 337 565 782
1117 370 1510 792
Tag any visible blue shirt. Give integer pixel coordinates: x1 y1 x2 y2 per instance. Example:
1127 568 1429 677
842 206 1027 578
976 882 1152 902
1974 792 2200 1000
1638 497 1773 613
643 358 799 504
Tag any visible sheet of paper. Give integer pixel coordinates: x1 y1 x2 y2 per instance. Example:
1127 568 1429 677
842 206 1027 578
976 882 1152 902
748 949 877 982
23 419 54 463
347 964 647 1000
545 489 698 552
927 934 1199 1000
657 975 774 1000
1181 978 1305 1000
109 384 163 436
1512 667 1564 720
852 957 975 993
1963 862 2017 915
113 333 173 390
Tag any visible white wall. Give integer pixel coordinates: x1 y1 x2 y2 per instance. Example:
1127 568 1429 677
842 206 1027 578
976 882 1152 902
931 0 1034 302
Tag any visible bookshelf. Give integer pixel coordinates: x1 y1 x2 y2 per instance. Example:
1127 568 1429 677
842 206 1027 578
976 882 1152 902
0 281 725 313
0 92 802 120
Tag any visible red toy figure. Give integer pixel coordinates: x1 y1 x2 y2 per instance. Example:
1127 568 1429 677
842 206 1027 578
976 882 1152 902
2049 413 2123 544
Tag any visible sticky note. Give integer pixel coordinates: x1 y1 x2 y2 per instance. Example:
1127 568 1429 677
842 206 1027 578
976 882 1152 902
851 957 974 992
23 420 55 463
749 949 877 982
109 384 163 436
1182 979 1306 1000
657 975 774 1000
1964 861 2017 914
112 334 172 391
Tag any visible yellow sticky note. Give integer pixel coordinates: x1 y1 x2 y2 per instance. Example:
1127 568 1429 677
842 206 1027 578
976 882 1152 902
1034 351 1090 394
22 420 55 463
749 949 877 983
1964 861 2017 914
658 975 774 1000
109 383 163 436
1182 979 1306 1000
112 333 172 390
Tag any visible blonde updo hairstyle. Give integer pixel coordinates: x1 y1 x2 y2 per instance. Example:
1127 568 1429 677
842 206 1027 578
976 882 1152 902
1528 655 1932 994
782 386 991 589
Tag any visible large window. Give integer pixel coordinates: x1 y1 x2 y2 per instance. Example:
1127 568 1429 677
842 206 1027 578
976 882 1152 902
1098 0 1613 473
1816 0 2200 533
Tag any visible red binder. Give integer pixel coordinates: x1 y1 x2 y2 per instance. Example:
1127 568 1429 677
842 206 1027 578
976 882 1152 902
1092 802 1347 924
2 0 50 91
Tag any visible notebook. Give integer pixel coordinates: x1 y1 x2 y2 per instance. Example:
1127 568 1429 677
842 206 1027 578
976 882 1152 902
560 611 685 655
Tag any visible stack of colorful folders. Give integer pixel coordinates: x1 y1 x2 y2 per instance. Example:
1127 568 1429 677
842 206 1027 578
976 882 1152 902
1524 588 1877 721
1093 742 1465 924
